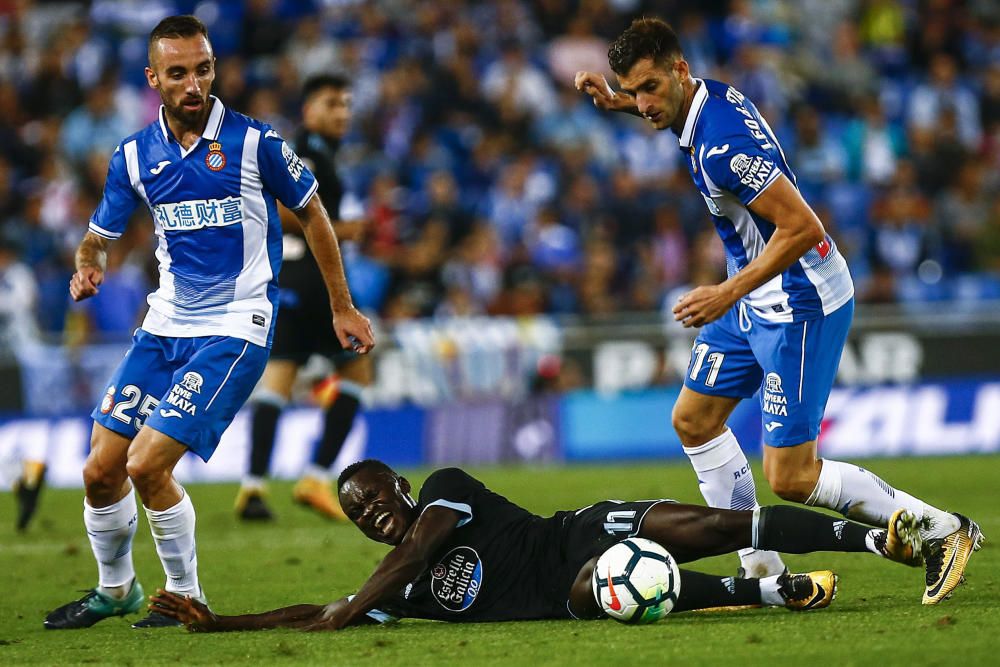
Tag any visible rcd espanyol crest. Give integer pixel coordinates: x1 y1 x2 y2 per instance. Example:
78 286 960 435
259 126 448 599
180 371 204 393
205 142 226 171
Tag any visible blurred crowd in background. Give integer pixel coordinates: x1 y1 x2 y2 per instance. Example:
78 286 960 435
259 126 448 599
1 0 1000 352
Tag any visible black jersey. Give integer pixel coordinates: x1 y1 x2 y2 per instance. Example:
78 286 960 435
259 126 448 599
270 129 348 362
280 129 343 263
295 129 344 220
370 469 666 623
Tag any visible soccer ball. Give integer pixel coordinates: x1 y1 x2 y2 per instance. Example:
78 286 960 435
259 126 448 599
591 538 681 624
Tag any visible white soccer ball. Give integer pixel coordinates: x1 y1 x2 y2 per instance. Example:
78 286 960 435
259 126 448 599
591 538 681 624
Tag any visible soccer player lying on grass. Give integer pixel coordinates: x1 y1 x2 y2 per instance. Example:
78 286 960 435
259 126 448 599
151 460 924 631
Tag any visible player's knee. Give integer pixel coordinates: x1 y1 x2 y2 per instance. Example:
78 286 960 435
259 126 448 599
671 407 718 445
125 453 167 492
82 455 126 496
765 469 813 503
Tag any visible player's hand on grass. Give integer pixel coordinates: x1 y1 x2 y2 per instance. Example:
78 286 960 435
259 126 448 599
574 71 634 113
302 604 349 632
149 589 218 632
333 305 375 354
69 266 104 301
673 284 738 328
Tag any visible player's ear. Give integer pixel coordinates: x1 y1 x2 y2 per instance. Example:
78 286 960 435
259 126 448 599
145 66 157 89
398 476 411 495
673 57 690 80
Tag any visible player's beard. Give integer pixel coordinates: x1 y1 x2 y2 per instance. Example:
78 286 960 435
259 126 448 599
163 91 212 132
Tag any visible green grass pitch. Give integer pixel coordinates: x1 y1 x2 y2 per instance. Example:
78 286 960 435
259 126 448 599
2 455 998 666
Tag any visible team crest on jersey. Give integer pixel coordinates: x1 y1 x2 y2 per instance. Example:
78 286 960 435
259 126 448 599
100 385 116 414
430 546 483 612
180 371 204 393
205 142 226 171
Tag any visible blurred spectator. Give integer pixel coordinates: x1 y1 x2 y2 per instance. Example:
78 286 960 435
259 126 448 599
803 22 878 109
418 170 473 246
909 106 970 195
482 40 556 120
908 52 982 150
284 17 341 82
790 105 846 199
0 237 38 353
843 96 907 185
59 74 130 165
482 158 541 251
546 16 610 87
441 222 503 312
241 0 287 60
934 162 990 272
526 206 581 274
858 0 908 71
866 163 937 284
650 205 689 292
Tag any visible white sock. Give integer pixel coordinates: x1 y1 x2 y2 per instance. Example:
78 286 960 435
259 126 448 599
684 429 785 576
241 475 265 492
145 491 201 598
759 575 783 606
806 459 960 538
84 491 138 598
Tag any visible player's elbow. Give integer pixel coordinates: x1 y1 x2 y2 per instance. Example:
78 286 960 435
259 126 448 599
796 218 826 249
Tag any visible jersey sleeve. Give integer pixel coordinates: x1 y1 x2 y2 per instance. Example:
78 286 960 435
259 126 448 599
89 144 140 240
416 468 481 527
257 126 319 211
701 134 782 206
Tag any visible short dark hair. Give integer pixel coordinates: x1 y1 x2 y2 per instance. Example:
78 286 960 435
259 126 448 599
608 17 684 76
148 15 209 62
337 459 396 490
302 73 351 102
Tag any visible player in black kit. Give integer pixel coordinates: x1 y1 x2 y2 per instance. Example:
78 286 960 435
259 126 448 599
152 460 927 631
235 74 371 521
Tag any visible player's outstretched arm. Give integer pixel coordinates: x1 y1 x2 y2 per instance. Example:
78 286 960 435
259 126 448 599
69 232 110 302
673 174 826 327
150 590 353 632
574 71 641 116
294 194 375 354
305 505 460 631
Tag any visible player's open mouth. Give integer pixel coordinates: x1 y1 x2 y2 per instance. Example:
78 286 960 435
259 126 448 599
647 111 662 123
374 511 392 534
183 99 203 110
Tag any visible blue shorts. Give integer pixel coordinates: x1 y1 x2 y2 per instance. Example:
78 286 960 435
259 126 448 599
92 329 269 461
683 299 854 447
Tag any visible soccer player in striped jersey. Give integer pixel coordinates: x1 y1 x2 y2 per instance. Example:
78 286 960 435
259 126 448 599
575 17 982 605
43 15 374 630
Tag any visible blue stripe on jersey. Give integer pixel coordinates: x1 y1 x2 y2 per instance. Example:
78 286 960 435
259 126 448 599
711 215 752 271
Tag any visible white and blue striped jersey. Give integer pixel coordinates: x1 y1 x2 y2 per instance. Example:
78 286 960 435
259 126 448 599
678 79 854 322
89 96 318 347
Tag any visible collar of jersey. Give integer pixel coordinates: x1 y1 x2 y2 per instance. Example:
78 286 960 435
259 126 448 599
678 79 708 149
158 95 225 158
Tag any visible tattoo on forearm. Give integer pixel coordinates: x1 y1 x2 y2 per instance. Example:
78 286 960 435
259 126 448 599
76 233 109 271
